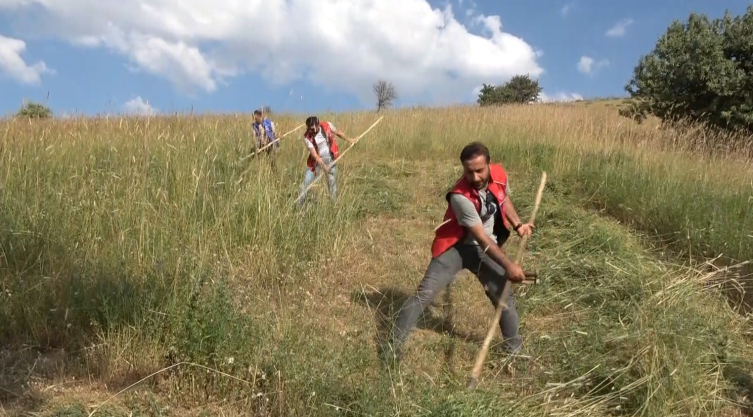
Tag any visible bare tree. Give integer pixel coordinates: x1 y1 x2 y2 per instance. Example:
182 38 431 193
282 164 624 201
373 79 397 112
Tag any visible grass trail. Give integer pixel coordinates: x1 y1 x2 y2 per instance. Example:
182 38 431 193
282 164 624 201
1 105 752 416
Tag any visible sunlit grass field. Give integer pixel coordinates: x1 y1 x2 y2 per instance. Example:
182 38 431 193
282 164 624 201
1 102 752 416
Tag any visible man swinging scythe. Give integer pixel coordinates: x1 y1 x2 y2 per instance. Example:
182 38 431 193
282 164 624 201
388 141 534 361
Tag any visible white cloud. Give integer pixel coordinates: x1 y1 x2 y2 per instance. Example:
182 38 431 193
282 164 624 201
463 0 477 18
0 34 53 85
0 0 30 8
539 91 583 102
123 96 157 115
561 3 574 17
606 18 633 37
577 56 609 76
0 0 544 105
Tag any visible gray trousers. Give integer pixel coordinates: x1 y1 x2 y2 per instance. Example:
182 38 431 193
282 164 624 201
392 243 522 354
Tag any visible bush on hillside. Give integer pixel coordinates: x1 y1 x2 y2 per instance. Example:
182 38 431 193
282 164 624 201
16 101 53 119
621 6 753 133
477 74 542 106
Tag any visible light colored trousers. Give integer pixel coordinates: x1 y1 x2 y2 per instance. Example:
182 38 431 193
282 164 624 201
298 154 337 204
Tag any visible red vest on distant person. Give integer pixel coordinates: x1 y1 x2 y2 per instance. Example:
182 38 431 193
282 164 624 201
430 163 511 258
304 122 339 172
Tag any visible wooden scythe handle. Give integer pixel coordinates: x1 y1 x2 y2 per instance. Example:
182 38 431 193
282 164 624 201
467 171 547 390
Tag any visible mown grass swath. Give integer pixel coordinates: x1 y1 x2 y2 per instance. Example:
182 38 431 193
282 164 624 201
0 103 752 416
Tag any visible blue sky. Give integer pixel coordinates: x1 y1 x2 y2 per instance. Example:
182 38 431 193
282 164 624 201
0 0 750 117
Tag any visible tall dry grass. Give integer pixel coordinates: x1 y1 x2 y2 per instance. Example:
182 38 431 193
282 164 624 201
360 104 753 264
1 103 752 416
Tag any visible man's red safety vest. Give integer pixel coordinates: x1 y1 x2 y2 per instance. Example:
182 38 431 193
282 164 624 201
430 163 511 258
304 122 339 172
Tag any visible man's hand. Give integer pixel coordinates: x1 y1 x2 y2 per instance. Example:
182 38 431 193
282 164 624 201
505 261 526 283
467 222 522 277
307 147 330 173
467 223 525 282
336 131 356 146
504 197 536 238
516 223 534 237
465 203 530 284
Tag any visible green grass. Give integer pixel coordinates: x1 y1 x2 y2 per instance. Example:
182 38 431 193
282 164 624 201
1 105 752 416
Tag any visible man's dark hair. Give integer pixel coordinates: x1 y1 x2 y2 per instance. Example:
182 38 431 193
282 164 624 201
305 116 319 128
460 141 490 164
253 109 262 116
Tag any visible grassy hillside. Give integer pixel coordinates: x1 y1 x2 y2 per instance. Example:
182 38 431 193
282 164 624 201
1 103 752 416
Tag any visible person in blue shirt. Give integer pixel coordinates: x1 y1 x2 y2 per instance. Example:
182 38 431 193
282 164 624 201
252 109 280 165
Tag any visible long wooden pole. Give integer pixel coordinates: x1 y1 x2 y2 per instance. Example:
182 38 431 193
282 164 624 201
467 171 547 390
241 123 304 161
293 116 384 204
257 123 304 153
